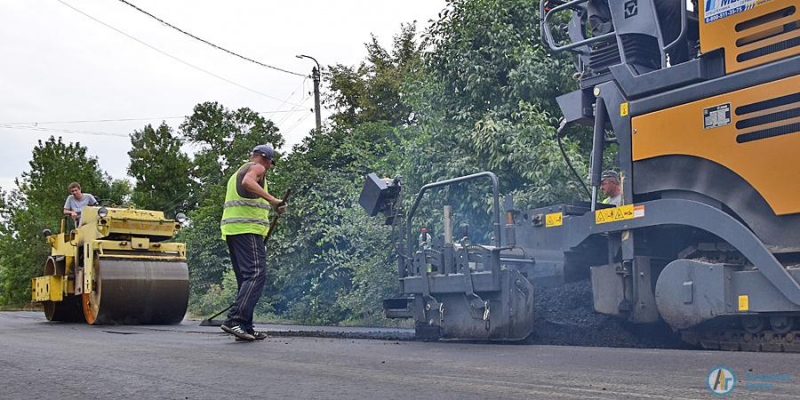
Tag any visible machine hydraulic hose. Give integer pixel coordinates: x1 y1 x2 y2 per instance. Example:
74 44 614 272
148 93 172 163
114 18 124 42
590 99 608 211
555 118 591 199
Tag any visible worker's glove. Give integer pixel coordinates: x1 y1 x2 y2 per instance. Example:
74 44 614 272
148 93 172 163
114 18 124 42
269 198 287 215
277 203 287 215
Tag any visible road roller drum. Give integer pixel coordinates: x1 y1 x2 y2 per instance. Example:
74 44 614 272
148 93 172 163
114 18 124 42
82 259 189 325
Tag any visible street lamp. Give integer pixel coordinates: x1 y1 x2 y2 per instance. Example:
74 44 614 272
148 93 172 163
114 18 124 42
296 54 322 132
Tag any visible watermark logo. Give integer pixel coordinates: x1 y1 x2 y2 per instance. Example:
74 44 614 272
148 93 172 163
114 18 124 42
707 366 736 395
744 372 791 391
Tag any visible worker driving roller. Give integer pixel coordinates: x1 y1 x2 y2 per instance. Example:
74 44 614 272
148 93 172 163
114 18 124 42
62 182 97 225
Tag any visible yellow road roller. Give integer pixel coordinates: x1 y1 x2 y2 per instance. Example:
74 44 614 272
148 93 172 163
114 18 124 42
31 205 189 324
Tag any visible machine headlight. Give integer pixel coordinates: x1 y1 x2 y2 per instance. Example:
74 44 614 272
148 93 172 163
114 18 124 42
98 207 108 218
175 212 187 223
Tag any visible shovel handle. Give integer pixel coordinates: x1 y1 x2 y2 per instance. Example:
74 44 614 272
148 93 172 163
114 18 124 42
204 303 234 322
265 189 291 243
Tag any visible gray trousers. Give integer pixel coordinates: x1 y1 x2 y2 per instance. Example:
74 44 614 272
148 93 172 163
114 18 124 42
224 233 267 331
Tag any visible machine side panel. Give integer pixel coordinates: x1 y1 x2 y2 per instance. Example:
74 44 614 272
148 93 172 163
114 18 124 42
700 0 800 73
633 155 800 251
631 74 800 216
562 199 800 306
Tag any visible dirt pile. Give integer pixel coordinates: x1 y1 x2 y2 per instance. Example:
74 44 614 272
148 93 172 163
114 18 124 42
529 279 688 349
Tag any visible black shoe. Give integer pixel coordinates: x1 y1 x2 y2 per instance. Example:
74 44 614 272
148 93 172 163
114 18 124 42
224 325 255 341
248 329 268 340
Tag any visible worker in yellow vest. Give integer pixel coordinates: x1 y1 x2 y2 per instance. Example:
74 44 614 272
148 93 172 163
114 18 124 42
600 170 623 207
220 144 286 342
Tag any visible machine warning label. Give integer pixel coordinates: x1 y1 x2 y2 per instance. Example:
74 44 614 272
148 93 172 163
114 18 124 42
739 295 750 311
704 0 772 24
595 204 645 225
703 103 731 129
545 212 563 227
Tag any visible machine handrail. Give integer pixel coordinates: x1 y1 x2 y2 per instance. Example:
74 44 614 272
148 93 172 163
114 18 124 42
405 172 501 263
541 0 689 66
662 0 688 64
540 0 617 52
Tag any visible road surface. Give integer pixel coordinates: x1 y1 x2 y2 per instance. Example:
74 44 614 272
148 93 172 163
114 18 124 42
1 312 799 399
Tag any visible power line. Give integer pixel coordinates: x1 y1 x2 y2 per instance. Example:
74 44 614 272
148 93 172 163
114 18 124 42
0 108 314 139
274 81 310 126
273 78 307 121
284 111 315 136
276 101 313 127
275 81 314 126
0 124 129 138
3 116 188 126
56 0 304 107
0 109 302 126
116 0 306 78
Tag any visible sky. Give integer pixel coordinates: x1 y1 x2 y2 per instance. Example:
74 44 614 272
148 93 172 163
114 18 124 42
0 0 447 191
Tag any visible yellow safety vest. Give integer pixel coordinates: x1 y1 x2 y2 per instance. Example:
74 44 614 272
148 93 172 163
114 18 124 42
220 162 271 239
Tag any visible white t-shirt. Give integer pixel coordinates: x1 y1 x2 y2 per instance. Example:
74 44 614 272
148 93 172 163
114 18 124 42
64 194 98 217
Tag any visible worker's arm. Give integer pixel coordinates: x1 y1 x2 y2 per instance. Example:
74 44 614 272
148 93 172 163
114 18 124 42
63 197 78 219
242 164 286 214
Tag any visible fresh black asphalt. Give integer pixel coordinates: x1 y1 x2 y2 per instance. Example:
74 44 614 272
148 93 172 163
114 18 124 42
2 312 799 399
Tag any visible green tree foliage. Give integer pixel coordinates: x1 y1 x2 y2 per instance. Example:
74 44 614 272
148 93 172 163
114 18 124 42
325 23 421 128
425 0 573 120
264 0 592 325
190 269 238 318
181 102 284 193
127 122 194 216
0 137 129 304
407 0 588 210
267 24 421 324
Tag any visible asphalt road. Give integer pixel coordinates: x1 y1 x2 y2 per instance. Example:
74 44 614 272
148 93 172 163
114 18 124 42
2 312 800 399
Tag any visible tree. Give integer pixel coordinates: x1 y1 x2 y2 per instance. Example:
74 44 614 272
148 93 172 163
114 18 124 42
266 1 591 325
128 122 194 216
402 0 589 211
180 102 284 194
0 137 129 305
263 25 423 323
325 23 421 128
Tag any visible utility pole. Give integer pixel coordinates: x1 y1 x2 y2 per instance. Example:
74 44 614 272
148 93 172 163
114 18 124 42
296 54 322 132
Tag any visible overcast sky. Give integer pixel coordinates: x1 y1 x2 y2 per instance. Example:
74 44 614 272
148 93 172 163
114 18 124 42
0 0 446 191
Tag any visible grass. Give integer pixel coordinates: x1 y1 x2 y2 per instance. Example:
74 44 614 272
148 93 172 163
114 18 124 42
0 302 43 311
186 310 412 328
185 311 297 325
